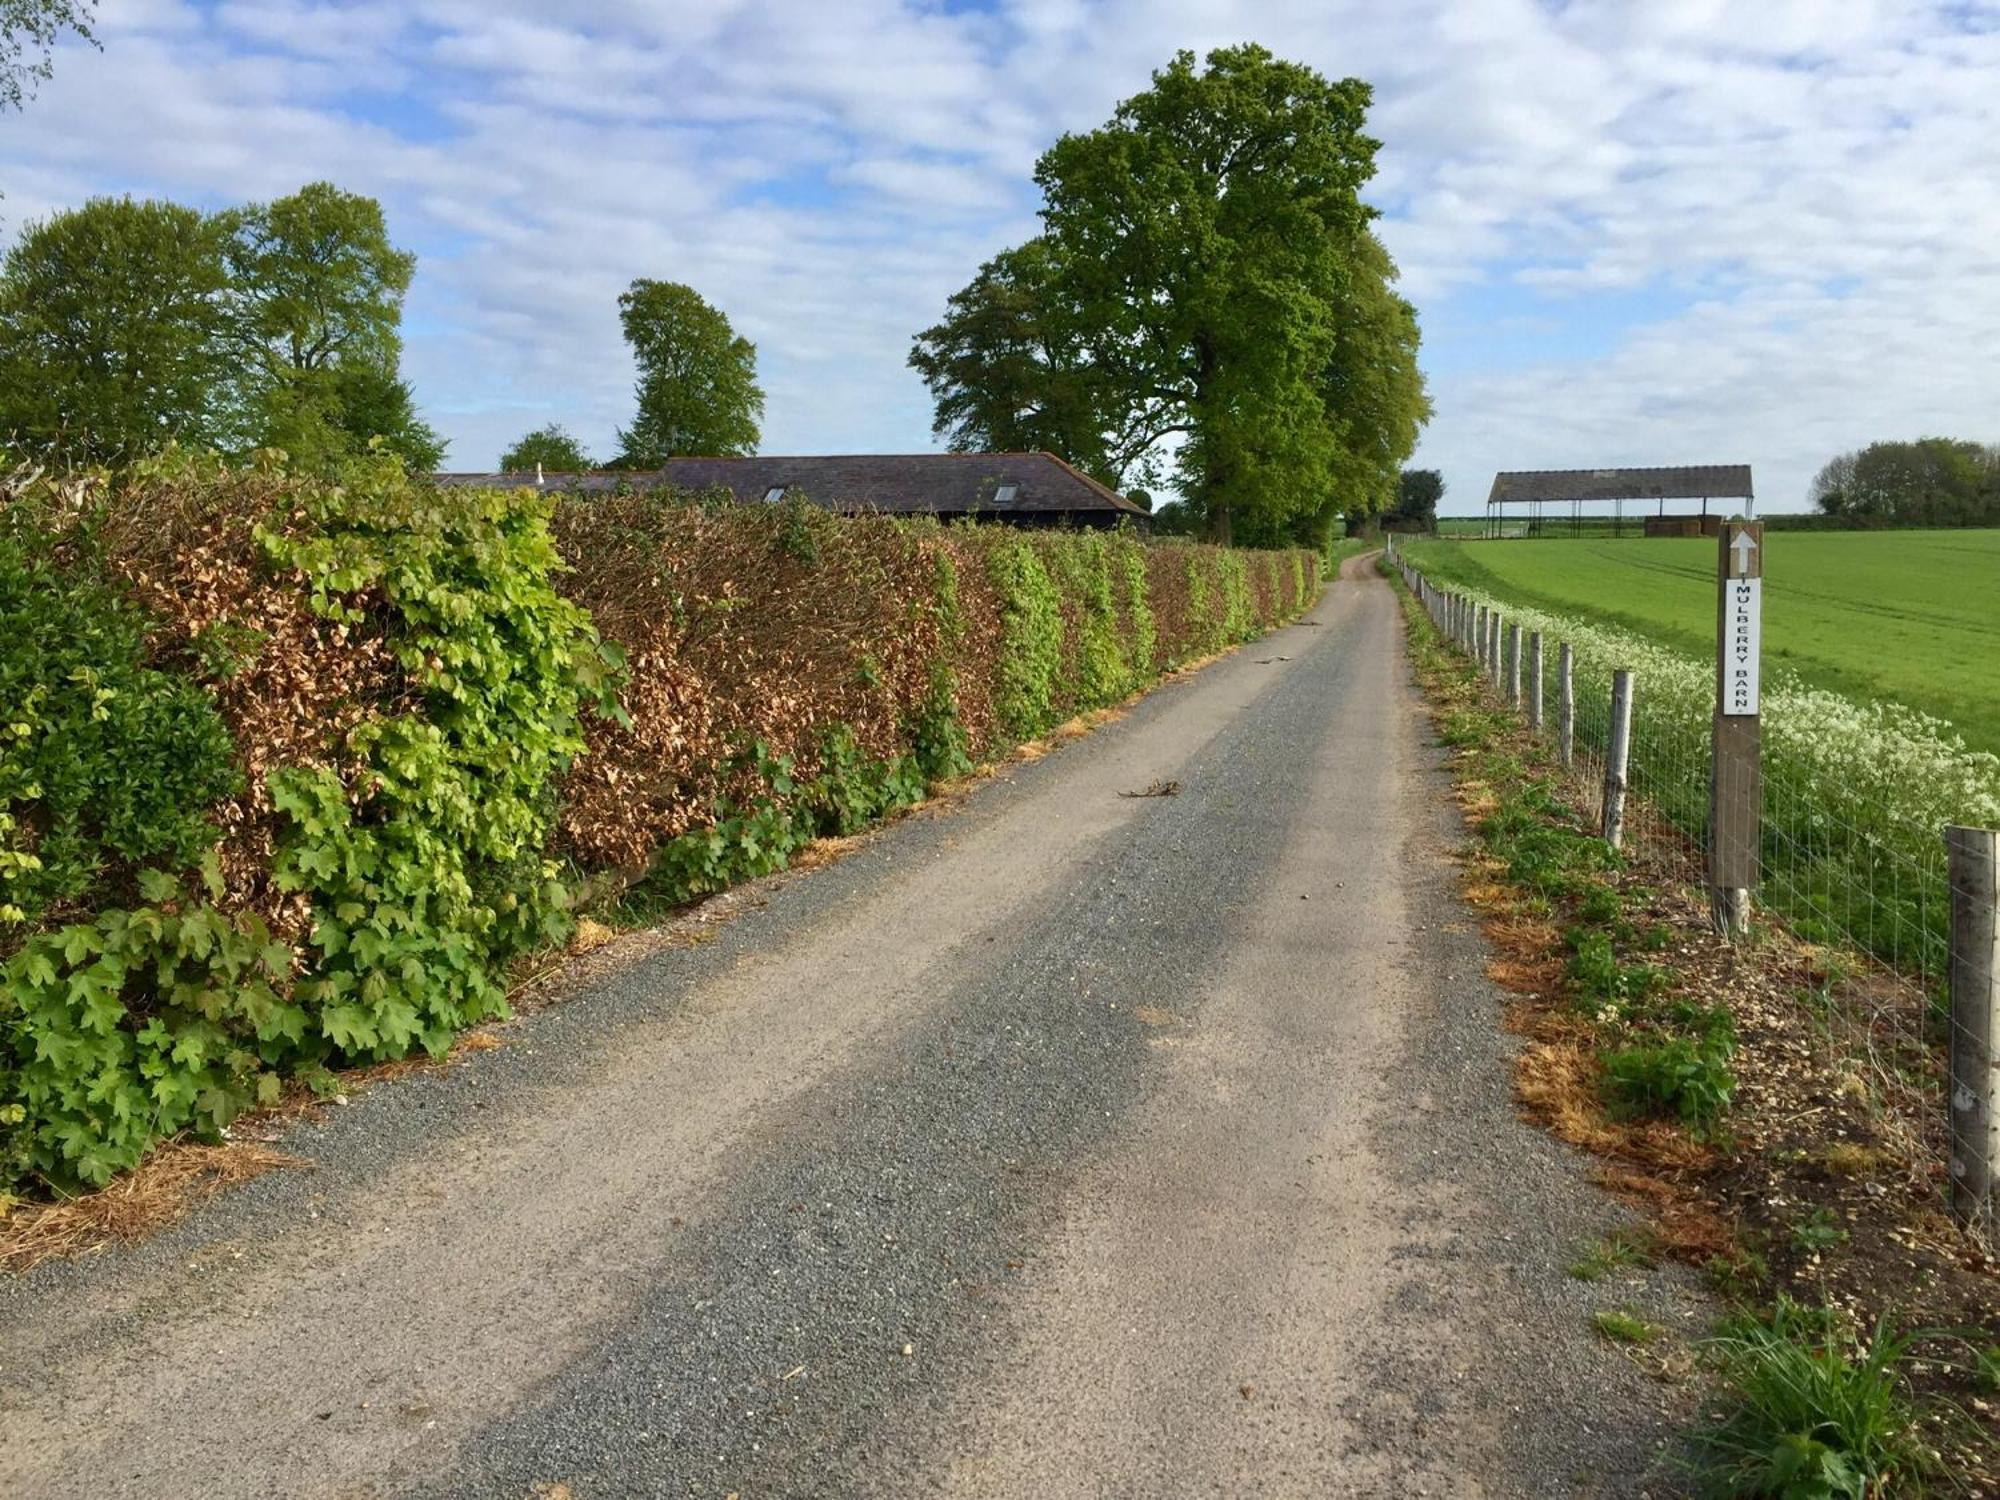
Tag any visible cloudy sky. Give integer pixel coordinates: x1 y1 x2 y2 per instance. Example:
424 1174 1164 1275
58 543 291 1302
4 0 1996 513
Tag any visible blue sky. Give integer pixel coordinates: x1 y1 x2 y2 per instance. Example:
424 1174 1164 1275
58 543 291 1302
5 0 1998 513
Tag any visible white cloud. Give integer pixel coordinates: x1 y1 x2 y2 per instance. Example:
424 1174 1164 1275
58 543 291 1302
2 0 1996 502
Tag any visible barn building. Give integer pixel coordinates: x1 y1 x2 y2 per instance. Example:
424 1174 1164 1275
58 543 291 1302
1484 465 1755 538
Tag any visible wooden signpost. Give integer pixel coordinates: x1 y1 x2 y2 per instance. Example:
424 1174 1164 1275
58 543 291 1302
1710 520 1763 936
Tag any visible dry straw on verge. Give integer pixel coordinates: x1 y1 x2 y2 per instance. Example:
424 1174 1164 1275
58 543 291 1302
0 1142 304 1273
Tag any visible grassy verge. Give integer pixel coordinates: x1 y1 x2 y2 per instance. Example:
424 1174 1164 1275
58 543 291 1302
1388 560 1998 1495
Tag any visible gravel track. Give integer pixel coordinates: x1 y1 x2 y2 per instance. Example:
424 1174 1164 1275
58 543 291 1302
0 554 1701 1498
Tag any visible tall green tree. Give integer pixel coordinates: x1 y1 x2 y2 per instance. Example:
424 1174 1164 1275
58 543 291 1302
0 196 232 461
1 0 95 112
0 182 442 471
913 45 1425 546
614 280 763 464
223 182 437 470
1317 233 1430 538
500 424 594 473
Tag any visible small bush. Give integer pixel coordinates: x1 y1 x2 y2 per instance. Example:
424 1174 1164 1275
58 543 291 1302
1790 1209 1850 1256
0 531 241 929
1602 1024 1736 1134
1564 929 1671 1015
1478 784 1615 903
1574 881 1623 927
800 726 926 838
1693 1300 1935 1499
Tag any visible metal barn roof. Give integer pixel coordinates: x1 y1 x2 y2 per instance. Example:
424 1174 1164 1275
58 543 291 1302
1487 465 1754 505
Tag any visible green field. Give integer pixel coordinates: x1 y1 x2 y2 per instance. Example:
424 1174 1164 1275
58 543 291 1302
1400 531 2000 754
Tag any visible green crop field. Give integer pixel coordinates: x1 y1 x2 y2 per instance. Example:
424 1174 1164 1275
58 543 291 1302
1400 530 2000 755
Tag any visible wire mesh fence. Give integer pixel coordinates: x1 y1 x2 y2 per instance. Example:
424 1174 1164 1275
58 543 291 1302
1393 554 2000 1234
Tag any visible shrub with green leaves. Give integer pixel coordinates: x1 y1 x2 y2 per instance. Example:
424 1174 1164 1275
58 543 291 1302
1 459 617 1190
1602 1021 1736 1135
1038 532 1127 709
2 864 301 1188
986 535 1065 739
800 726 927 838
260 460 618 1063
1116 538 1155 682
0 531 240 929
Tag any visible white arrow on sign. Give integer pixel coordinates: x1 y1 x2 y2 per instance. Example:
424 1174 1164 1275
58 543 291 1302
1731 531 1758 570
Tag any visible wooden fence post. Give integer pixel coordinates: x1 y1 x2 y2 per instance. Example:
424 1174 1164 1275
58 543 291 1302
1489 613 1503 687
1710 520 1764 937
1947 826 1999 1231
1602 669 1633 849
1528 632 1544 732
1557 644 1574 767
1507 624 1522 708
1476 604 1489 669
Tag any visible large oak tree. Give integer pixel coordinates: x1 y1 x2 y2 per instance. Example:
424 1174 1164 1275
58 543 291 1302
224 181 440 471
911 45 1428 547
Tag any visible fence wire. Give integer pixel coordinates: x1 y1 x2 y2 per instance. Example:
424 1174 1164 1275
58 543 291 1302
1394 558 2000 1231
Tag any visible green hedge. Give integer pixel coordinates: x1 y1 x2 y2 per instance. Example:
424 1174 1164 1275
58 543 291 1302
0 461 1318 1196
2 461 615 1189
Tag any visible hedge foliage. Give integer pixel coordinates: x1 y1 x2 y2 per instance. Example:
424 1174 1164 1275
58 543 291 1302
0 460 1318 1194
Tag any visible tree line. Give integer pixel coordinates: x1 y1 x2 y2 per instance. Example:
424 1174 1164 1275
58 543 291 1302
0 179 767 477
2 36 1430 548
1810 438 2000 529
0 184 441 471
513 44 1435 548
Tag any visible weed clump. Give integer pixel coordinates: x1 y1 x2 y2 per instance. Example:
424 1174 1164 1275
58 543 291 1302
1692 1300 1936 1499
1593 1307 1664 1345
1602 1026 1737 1136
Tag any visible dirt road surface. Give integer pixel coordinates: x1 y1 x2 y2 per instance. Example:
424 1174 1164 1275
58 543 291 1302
0 554 1698 1497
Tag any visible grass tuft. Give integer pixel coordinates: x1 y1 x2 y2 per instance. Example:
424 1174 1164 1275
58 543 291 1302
1593 1307 1665 1345
1692 1298 1935 1499
1569 1226 1657 1282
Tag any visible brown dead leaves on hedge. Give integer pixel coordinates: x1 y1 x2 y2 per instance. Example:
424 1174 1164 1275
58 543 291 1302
554 493 1314 878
